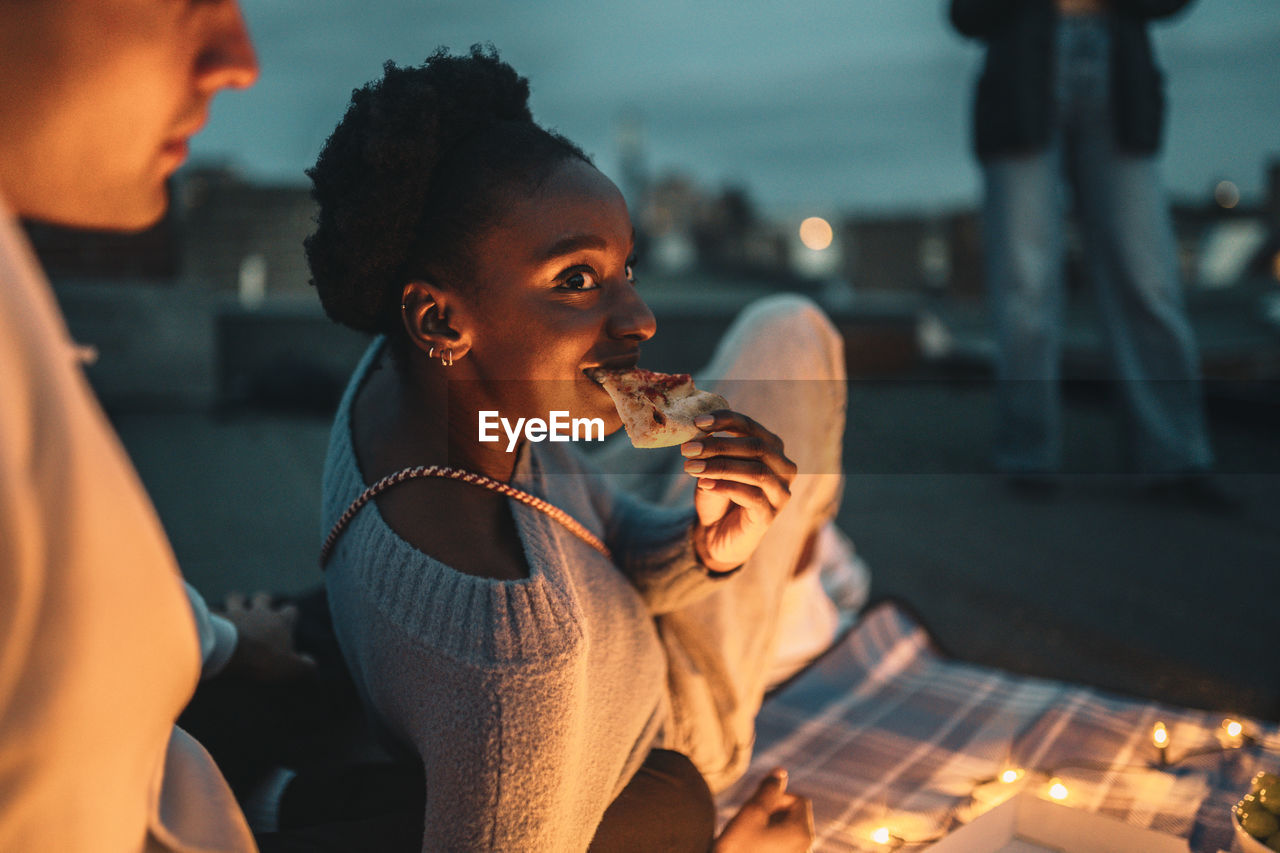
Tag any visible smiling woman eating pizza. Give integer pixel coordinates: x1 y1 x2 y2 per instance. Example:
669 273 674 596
307 47 848 853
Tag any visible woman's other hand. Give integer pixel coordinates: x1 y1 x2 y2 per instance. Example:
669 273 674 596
682 410 797 572
713 768 814 853
220 592 318 682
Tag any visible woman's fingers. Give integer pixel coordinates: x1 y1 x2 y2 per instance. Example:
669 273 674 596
692 410 785 451
682 411 797 481
714 768 813 853
694 479 778 523
682 413 795 513
783 795 815 839
692 410 758 434
750 768 789 809
683 455 791 510
682 434 793 477
685 410 799 569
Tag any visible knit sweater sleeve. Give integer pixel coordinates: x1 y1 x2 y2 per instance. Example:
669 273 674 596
540 444 737 615
327 517 610 853
598 484 742 614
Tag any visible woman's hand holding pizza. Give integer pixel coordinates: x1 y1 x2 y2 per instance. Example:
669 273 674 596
681 410 797 572
588 366 795 569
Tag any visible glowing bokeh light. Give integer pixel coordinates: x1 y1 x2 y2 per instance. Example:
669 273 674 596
1214 180 1240 209
1152 721 1169 747
1048 779 1069 801
871 826 892 845
799 216 834 251
1001 768 1022 784
1224 719 1244 738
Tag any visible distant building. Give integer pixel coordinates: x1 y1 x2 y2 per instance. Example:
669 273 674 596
28 165 318 299
27 165 332 409
175 167 316 299
635 172 792 281
838 211 982 300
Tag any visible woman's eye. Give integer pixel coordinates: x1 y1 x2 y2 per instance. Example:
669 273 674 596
559 270 600 291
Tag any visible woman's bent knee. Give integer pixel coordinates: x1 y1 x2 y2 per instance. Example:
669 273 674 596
727 294 845 384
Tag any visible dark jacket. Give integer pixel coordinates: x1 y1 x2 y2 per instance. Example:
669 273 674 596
949 0 1193 160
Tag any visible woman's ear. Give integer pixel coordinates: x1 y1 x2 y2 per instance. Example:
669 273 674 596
400 281 471 362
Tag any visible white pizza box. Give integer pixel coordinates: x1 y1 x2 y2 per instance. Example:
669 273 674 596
924 792 1191 853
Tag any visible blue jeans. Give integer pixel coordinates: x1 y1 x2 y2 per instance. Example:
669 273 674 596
982 15 1212 475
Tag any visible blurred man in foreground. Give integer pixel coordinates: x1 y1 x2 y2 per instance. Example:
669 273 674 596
0 1 260 848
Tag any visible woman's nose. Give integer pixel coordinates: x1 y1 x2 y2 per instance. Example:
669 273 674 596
607 281 657 342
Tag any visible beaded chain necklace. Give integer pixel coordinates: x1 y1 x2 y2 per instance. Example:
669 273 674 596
320 464 611 568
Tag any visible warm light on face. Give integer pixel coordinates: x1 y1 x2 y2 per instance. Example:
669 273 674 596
1048 779 1069 801
799 216 834 251
1152 721 1169 747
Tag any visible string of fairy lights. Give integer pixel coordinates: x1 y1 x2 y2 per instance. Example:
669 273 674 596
864 717 1273 849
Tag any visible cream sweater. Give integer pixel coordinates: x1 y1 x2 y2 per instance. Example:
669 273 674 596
322 340 731 852
0 197 253 851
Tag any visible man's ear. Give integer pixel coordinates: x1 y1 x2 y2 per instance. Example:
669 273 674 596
400 281 471 362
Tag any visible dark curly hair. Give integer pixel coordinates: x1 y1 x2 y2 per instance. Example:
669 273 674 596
305 45 590 342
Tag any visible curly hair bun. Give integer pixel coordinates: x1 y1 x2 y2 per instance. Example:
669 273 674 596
305 45 534 333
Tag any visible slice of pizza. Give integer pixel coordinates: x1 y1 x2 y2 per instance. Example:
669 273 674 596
586 367 729 448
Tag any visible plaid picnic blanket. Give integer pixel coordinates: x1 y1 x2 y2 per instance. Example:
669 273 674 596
718 601 1280 852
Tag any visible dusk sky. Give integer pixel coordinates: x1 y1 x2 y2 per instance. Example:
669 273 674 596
192 1 1280 215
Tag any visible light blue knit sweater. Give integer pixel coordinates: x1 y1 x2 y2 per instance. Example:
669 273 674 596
322 339 729 852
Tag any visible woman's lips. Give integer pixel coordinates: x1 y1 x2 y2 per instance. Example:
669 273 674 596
582 353 640 382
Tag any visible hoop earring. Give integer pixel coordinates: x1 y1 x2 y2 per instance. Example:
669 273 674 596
427 345 436 358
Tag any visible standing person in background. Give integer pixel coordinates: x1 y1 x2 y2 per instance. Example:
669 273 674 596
0 1 261 849
949 0 1222 501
